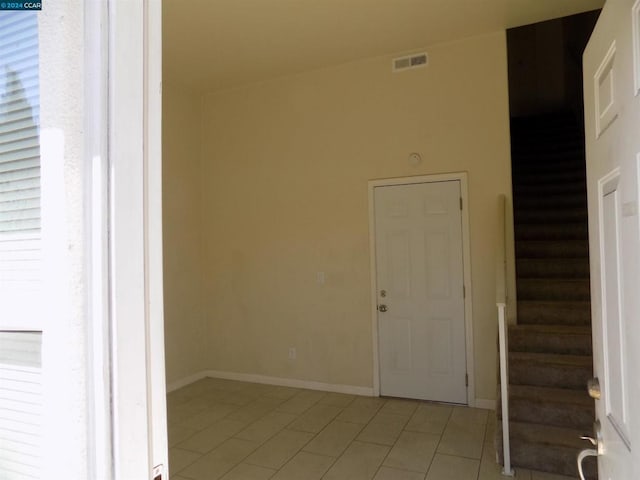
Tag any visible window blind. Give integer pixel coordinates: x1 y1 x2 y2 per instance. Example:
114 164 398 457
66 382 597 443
0 11 42 480
0 11 41 297
0 332 42 479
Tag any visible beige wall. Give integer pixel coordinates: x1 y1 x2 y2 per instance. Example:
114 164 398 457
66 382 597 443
163 83 205 385
196 31 514 401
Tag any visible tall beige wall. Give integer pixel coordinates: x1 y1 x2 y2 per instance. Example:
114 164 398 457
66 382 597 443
199 31 514 401
163 84 205 386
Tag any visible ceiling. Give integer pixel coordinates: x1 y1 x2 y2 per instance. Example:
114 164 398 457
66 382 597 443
163 0 604 93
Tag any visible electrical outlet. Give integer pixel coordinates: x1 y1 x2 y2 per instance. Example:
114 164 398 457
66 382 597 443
288 347 296 360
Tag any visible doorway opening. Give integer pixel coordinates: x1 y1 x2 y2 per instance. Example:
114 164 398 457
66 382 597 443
498 10 601 477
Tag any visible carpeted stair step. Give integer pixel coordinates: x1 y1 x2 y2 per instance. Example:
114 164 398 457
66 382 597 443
517 181 586 195
514 192 586 209
497 421 597 479
515 207 588 223
515 223 588 240
516 240 588 258
517 279 590 301
511 142 585 158
513 169 586 185
513 164 586 179
509 324 592 355
518 300 591 325
517 258 590 278
499 385 595 430
509 352 592 389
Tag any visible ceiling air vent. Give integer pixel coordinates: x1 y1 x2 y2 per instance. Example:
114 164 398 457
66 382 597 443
392 52 428 72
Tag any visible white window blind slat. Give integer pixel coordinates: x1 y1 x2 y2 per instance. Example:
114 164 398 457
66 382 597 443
0 148 39 166
0 158 39 174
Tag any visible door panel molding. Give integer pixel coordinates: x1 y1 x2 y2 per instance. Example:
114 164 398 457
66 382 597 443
368 173 474 405
594 41 618 138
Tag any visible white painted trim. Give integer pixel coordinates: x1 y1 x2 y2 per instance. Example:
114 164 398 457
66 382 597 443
474 398 497 411
84 1 111 478
166 371 209 393
144 0 168 477
108 0 166 477
169 370 375 397
367 172 476 406
632 0 640 96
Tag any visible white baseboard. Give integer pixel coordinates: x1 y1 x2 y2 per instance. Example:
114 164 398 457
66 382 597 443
168 369 375 397
474 398 497 410
205 370 375 397
166 371 209 393
168 370 492 408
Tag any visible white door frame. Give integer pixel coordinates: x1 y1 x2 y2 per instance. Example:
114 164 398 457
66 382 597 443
94 0 166 478
368 172 475 405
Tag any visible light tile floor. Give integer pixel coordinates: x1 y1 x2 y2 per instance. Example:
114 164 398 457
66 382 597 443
168 378 576 480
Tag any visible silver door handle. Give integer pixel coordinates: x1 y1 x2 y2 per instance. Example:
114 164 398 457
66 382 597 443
580 420 603 452
577 448 597 480
577 419 602 479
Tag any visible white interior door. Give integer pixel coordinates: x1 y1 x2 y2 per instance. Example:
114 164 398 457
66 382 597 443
583 0 640 477
374 180 467 404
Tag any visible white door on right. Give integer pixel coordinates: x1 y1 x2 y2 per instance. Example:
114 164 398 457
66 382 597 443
583 0 640 477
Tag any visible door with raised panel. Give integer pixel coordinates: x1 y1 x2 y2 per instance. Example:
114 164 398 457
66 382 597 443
374 180 467 403
582 0 640 477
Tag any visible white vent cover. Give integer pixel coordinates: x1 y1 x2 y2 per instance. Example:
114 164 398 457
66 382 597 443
392 53 428 72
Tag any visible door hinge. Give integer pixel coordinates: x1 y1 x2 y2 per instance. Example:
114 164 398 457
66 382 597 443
463 285 466 298
459 197 463 210
465 373 469 387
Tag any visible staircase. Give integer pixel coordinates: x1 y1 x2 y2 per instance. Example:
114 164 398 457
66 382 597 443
497 113 597 479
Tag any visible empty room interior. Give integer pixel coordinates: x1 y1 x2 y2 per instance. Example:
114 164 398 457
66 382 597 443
162 1 604 479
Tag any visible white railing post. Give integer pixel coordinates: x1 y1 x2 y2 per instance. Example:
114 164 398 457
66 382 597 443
498 303 514 476
496 194 514 476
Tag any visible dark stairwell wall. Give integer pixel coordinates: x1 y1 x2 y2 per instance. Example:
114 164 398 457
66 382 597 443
507 10 600 121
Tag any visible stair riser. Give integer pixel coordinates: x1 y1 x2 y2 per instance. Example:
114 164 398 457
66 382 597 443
517 280 590 301
515 194 586 209
509 360 592 389
511 145 584 157
517 259 590 278
515 223 588 240
518 303 591 326
514 172 586 185
516 242 589 258
513 165 586 179
515 209 588 223
498 398 594 430
509 331 592 355
517 182 586 195
500 437 597 479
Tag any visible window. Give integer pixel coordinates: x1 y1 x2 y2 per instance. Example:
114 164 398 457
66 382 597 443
0 10 43 479
0 11 41 321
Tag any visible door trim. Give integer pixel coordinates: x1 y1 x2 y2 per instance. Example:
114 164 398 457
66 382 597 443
368 172 475 405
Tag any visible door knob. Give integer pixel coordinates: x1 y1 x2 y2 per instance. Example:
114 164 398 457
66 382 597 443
587 377 601 400
378 304 388 312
